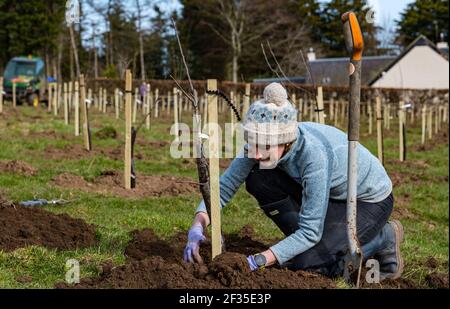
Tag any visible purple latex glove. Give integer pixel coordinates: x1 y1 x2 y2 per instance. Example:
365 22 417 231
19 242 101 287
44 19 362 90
183 225 206 263
247 255 258 271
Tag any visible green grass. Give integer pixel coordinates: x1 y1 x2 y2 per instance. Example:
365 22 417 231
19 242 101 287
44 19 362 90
0 105 448 288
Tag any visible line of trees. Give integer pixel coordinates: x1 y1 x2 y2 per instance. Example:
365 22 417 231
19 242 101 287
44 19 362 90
0 0 448 82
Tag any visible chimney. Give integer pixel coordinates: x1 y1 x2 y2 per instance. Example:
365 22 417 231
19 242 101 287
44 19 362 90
307 48 316 61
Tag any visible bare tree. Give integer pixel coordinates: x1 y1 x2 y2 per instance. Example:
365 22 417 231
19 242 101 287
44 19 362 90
204 0 280 82
135 0 147 81
69 24 81 78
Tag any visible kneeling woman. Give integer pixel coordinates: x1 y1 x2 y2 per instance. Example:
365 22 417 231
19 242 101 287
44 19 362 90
184 83 403 280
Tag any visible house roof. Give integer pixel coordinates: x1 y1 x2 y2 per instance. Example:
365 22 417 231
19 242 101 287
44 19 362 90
307 55 396 87
368 35 448 86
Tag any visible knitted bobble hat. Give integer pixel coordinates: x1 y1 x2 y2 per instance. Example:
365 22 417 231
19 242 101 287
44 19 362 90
242 83 298 146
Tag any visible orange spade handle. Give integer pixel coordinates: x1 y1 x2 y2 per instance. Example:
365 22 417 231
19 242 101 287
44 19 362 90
342 12 364 61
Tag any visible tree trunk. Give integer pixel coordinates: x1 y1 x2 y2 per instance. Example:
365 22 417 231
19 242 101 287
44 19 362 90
69 25 81 78
232 53 238 83
139 33 145 81
57 32 64 82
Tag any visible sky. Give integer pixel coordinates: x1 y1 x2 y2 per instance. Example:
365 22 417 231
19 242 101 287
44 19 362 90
80 0 416 46
366 0 415 27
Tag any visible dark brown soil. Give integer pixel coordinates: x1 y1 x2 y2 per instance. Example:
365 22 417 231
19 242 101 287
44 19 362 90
0 204 98 252
426 273 449 289
0 160 38 176
43 144 96 160
51 171 199 198
41 141 167 161
57 226 335 289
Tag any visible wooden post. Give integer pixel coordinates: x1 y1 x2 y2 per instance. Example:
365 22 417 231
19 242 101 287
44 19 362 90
421 104 427 145
207 79 221 260
103 88 107 113
64 83 69 124
57 83 62 112
435 103 439 134
146 84 151 129
387 103 391 130
115 89 119 119
230 91 235 135
242 83 250 116
53 83 58 116
298 98 303 122
0 77 3 114
309 99 314 121
368 101 373 135
376 96 384 165
47 82 52 112
124 70 132 190
316 87 325 124
74 81 80 136
443 103 448 123
173 87 179 142
133 88 138 123
98 87 102 111
154 89 159 118
329 97 334 121
80 75 91 151
68 81 73 110
167 91 171 116
12 82 17 108
87 88 92 109
399 101 405 162
428 105 433 139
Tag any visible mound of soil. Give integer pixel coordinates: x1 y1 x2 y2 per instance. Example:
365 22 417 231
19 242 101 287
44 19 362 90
0 160 37 176
57 226 335 289
43 144 95 160
0 204 98 252
51 171 199 198
42 141 167 161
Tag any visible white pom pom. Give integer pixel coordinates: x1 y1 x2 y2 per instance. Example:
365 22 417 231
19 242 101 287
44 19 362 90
264 83 288 106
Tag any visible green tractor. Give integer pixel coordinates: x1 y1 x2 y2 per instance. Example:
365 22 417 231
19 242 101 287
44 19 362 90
2 56 47 106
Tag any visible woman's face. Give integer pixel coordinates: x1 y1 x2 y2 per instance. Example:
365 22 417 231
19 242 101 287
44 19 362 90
250 144 286 169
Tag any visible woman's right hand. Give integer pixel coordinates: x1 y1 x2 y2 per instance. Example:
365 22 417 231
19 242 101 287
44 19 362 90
183 224 206 264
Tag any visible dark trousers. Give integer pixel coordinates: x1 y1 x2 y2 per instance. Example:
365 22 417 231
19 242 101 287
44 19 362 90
245 166 394 277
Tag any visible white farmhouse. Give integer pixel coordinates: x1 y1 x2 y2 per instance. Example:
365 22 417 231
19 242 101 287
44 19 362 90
369 35 449 90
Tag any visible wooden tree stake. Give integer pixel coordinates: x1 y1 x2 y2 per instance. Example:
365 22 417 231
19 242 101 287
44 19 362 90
376 96 384 165
74 81 80 136
124 70 133 190
207 79 221 260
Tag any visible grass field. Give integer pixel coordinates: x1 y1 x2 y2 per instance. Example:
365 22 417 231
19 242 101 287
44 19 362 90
0 104 448 288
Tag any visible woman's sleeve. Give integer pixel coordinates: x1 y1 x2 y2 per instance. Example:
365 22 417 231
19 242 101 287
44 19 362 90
196 146 257 214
